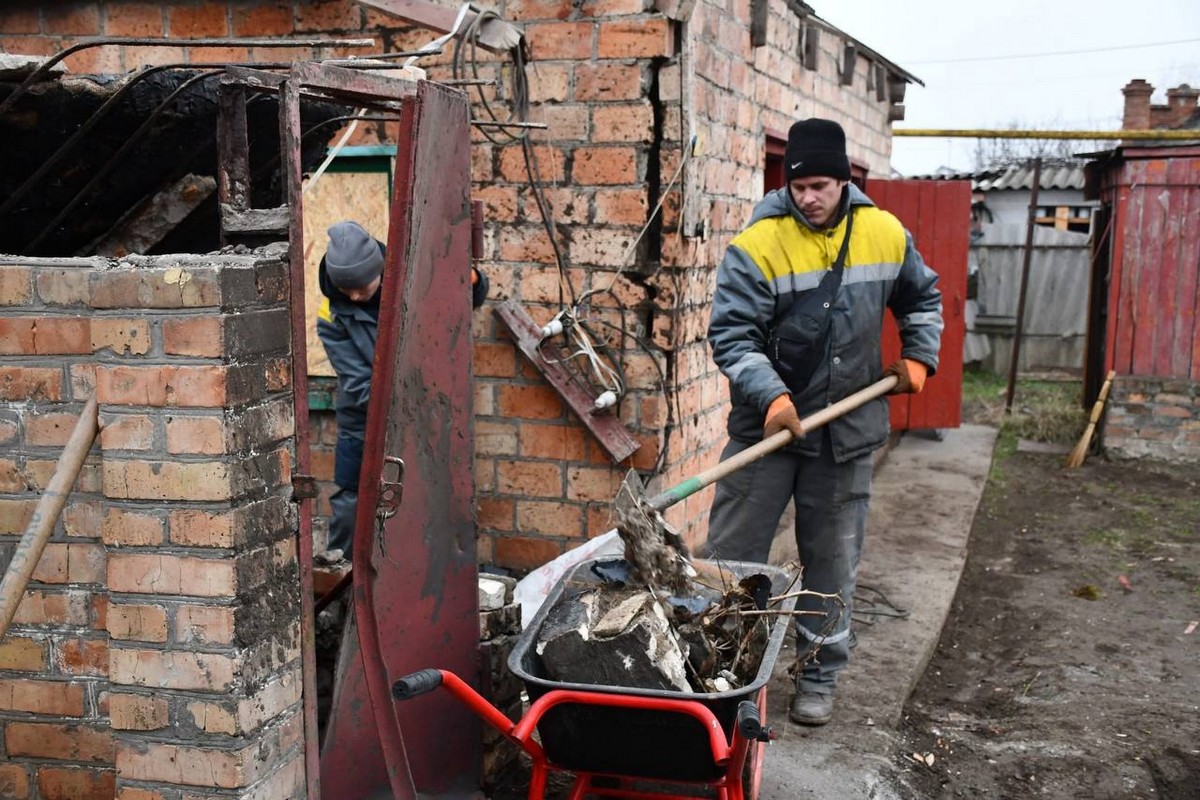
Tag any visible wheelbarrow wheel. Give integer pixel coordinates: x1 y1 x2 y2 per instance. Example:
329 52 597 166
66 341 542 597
741 689 768 800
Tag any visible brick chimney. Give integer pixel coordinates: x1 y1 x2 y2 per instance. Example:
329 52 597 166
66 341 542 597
1165 84 1199 128
1122 79 1154 129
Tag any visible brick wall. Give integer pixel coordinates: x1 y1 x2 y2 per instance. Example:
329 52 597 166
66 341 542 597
1105 377 1200 462
17 1 903 568
0 252 304 799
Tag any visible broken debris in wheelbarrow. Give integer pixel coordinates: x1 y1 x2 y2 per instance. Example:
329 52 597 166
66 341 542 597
392 558 796 799
507 556 798 785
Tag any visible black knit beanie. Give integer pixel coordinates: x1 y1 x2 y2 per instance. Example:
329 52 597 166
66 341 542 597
784 118 851 182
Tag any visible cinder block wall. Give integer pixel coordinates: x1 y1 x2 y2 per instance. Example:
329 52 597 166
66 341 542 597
11 1 900 570
0 253 304 800
1105 377 1200 462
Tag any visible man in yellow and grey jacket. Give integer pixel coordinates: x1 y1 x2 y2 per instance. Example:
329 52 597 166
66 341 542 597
705 118 942 726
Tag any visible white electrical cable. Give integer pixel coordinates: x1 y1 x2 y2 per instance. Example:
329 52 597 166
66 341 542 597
303 114 362 196
304 2 474 197
538 308 624 402
404 2 473 69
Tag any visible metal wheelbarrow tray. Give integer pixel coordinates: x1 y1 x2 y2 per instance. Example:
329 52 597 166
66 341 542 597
393 557 795 799
508 557 796 790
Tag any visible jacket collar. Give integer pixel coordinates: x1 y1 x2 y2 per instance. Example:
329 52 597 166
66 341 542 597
750 181 876 229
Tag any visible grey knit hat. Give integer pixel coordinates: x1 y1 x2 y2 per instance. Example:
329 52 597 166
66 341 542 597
324 221 384 289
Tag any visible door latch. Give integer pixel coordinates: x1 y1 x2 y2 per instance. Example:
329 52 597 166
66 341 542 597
377 456 405 521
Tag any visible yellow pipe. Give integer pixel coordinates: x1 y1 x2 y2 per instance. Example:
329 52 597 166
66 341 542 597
893 128 1199 140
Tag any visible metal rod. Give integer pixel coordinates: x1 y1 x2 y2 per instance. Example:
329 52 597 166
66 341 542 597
0 396 99 640
1006 156 1043 414
470 120 547 129
0 37 374 117
278 76 322 799
313 571 353 614
322 48 444 62
23 69 225 254
894 128 1200 140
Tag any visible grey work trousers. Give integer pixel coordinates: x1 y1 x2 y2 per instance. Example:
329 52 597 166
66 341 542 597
703 431 873 695
328 487 358 559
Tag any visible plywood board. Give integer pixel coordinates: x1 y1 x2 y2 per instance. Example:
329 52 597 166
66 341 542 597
301 170 391 377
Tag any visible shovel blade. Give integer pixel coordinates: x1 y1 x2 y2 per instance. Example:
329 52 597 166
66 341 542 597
614 469 646 520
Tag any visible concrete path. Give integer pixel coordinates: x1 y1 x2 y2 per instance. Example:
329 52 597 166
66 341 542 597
757 424 998 798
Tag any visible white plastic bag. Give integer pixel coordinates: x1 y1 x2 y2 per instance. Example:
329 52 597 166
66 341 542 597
512 530 626 629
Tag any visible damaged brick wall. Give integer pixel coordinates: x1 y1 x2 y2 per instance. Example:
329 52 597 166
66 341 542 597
16 1 903 568
0 253 304 799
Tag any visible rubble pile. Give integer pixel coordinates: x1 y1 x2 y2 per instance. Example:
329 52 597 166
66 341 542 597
535 560 787 694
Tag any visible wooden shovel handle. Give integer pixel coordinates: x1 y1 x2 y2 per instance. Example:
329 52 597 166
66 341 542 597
647 375 899 512
0 396 99 640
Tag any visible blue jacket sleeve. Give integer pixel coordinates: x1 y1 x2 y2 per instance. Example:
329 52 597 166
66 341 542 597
888 231 944 375
708 243 790 414
318 313 376 410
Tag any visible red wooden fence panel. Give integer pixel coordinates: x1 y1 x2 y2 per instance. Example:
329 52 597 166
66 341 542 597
1108 152 1200 382
867 179 971 431
1131 160 1169 375
1170 159 1200 379
1189 159 1200 381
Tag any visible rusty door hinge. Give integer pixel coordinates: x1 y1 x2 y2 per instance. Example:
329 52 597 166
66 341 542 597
291 474 318 501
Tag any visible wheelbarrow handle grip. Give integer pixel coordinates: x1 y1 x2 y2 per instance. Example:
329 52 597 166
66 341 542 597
736 699 773 742
647 375 899 512
392 668 444 700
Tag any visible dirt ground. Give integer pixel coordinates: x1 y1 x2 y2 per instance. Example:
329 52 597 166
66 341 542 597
490 375 1200 799
891 437 1200 798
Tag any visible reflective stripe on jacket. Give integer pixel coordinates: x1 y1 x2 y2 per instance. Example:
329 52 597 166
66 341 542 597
708 183 943 462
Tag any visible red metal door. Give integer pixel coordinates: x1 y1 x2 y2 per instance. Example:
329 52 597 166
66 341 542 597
867 179 970 430
321 82 482 798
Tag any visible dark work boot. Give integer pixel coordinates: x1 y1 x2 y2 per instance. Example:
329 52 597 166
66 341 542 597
789 691 834 726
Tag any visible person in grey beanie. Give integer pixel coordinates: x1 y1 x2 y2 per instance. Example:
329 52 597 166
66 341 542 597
705 118 943 726
316 220 488 560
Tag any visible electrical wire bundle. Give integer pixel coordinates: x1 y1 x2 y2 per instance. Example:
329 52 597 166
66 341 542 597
446 5 699 472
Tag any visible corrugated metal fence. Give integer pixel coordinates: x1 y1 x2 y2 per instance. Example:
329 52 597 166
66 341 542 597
971 222 1092 374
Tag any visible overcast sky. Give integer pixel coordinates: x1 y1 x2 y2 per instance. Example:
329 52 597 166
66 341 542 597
815 0 1200 176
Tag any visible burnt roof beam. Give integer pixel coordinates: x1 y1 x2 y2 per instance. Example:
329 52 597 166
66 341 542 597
221 63 416 110
0 37 375 117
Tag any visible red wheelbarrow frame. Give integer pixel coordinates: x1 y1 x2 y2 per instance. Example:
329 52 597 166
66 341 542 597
393 669 773 800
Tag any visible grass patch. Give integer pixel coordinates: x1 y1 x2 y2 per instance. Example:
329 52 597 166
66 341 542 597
1084 525 1170 560
1084 527 1124 548
964 369 1088 483
962 368 1088 445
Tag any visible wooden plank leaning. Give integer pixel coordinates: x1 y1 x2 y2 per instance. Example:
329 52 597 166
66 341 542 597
0 395 99 640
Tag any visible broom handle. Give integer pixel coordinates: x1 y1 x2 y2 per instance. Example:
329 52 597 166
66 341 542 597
1089 370 1117 424
647 375 899 513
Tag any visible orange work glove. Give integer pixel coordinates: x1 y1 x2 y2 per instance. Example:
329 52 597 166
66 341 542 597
764 394 805 441
885 358 929 395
